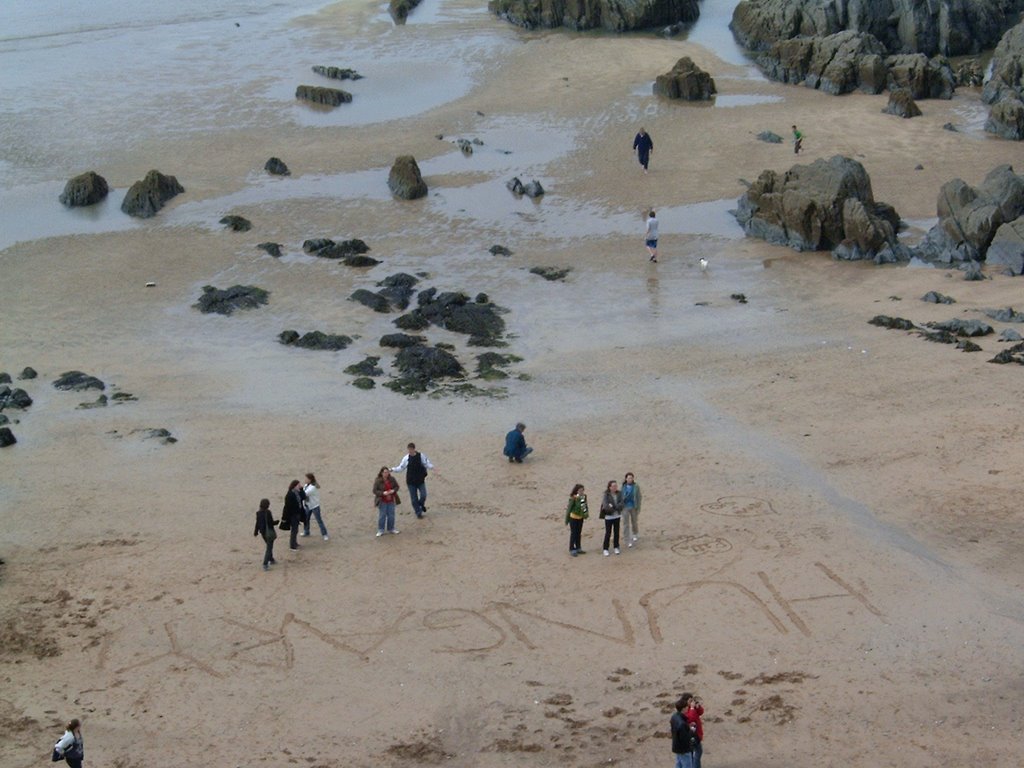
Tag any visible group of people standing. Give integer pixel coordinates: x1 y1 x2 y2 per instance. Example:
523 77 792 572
564 473 643 557
254 473 325 571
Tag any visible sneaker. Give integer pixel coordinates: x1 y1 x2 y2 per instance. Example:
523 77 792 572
376 531 384 537
508 456 514 463
570 550 579 557
301 531 310 537
603 550 610 557
627 541 634 548
390 529 401 535
577 550 586 555
614 548 621 554
632 535 638 542
323 535 329 541
263 564 270 571
290 545 300 550
269 559 277 564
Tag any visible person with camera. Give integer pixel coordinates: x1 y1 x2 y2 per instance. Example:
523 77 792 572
671 695 702 768
682 693 705 767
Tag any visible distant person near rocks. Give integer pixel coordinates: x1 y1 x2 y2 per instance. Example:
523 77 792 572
373 467 401 536
565 483 590 556
645 210 659 263
254 498 278 571
53 718 84 768
621 472 642 546
391 443 435 519
792 124 804 154
302 473 328 540
633 127 654 173
504 422 533 463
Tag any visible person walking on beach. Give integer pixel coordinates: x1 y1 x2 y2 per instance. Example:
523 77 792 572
600 480 624 556
621 471 642 547
645 210 659 263
254 498 277 571
282 479 305 550
392 443 434 519
633 127 653 173
565 483 589 556
504 422 533 463
373 466 401 536
53 718 84 768
792 124 803 154
302 473 328 540
671 697 701 768
682 693 706 768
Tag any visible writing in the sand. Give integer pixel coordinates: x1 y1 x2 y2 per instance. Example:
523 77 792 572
101 562 883 676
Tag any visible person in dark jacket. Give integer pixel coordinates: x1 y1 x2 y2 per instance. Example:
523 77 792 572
671 696 701 768
599 480 624 556
503 422 533 463
683 694 706 768
53 718 84 768
633 127 653 173
373 467 401 536
283 479 305 550
254 498 278 570
564 483 589 556
391 442 435 519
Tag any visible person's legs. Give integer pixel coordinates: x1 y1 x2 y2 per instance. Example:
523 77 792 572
570 519 583 552
264 537 274 567
310 506 328 536
302 509 311 536
385 503 397 533
408 483 426 517
603 520 612 553
289 521 299 549
612 518 621 550
694 743 702 768
377 504 387 534
675 753 687 768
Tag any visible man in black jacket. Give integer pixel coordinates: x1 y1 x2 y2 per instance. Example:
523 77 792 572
391 443 435 519
671 696 701 768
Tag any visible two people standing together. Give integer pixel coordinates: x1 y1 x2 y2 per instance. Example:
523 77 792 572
375 443 436 536
564 473 642 557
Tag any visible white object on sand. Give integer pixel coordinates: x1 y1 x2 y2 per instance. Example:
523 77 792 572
699 258 708 271
145 282 156 287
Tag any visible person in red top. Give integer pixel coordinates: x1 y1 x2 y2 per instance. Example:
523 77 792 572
681 693 705 768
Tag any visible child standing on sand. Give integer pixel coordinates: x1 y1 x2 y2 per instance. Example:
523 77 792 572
792 124 804 154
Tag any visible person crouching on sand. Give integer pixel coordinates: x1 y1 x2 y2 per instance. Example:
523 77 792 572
254 498 277 571
565 484 589 556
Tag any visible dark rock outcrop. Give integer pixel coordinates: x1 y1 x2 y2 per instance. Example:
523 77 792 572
305 238 370 259
0 427 15 448
733 155 903 262
388 156 428 200
345 357 384 376
279 330 353 350
220 215 252 232
19 367 37 380
986 219 1024 274
885 53 955 99
982 20 1024 139
377 273 419 311
381 333 428 348
489 0 699 32
869 315 916 330
53 371 105 391
390 0 423 23
758 31 887 94
882 88 922 118
0 387 32 409
194 285 269 315
387 345 464 393
922 291 955 304
59 171 109 207
489 244 514 256
257 242 283 258
757 131 784 143
530 266 571 281
927 318 994 337
352 377 376 389
416 289 506 345
477 352 521 379
395 312 431 330
507 177 545 198
653 56 717 100
264 157 290 176
121 170 184 218
311 66 363 81
350 289 392 313
295 85 352 106
914 165 1024 264
985 97 1024 141
984 306 1024 322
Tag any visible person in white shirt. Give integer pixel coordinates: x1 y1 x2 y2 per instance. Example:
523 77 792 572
391 443 435 519
54 718 84 768
302 472 328 540
645 210 659 263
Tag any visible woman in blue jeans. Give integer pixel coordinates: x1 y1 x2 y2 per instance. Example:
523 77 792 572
302 472 328 540
373 466 401 536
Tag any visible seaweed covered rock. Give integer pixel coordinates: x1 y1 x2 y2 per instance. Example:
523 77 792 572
390 0 423 23
381 333 428 348
59 171 109 207
53 371 105 391
295 85 352 106
388 156 428 200
0 387 32 409
220 215 252 232
264 157 290 176
350 289 391 313
0 427 15 448
489 0 699 32
194 285 269 315
121 170 184 218
653 56 717 100
257 242 283 258
278 330 352 350
882 88 922 118
312 65 363 81
387 345 464 393
415 288 506 344
376 273 419 310
345 357 384 376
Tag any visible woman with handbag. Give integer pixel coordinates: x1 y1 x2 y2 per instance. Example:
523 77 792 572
254 498 278 571
373 466 401 536
53 718 84 767
282 479 305 550
600 480 624 556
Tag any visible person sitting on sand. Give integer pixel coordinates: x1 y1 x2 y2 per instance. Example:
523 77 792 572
503 422 533 463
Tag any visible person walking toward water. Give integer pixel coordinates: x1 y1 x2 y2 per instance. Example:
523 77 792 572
504 422 533 463
621 472 642 546
373 466 401 536
633 127 653 173
254 498 277 571
565 483 589 556
645 210 659 262
600 480 624 555
53 718 84 768
282 479 305 550
302 473 328 540
391 443 434 519
792 124 803 154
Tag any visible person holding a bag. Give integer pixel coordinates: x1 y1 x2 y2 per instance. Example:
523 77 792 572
600 480 624 556
282 479 305 550
373 466 401 536
53 718 84 767
254 498 277 571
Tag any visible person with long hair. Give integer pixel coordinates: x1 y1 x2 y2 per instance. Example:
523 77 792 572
302 472 328 540
54 718 84 768
283 479 305 550
621 471 643 546
600 479 623 556
564 483 589 556
682 693 706 768
372 466 401 536
254 498 277 571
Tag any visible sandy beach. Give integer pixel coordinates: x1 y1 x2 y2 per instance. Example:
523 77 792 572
2 1 1023 766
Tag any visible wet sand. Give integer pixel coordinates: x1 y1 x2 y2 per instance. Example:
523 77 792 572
2 2 1024 767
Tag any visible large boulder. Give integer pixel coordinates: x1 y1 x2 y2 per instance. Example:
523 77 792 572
59 171 109 207
733 155 902 261
390 0 423 23
731 0 1024 57
986 219 1024 274
120 170 184 218
653 56 717 100
882 88 922 118
982 22 1024 105
295 85 352 106
885 53 954 99
758 30 887 94
264 157 290 176
388 156 428 200
489 0 699 32
914 165 1024 264
985 96 1024 141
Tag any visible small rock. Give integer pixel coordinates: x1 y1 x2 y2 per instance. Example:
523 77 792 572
351 377 376 390
922 291 955 304
121 170 184 218
731 293 748 304
869 315 915 330
59 171 109 207
345 357 384 377
194 285 269 315
0 427 16 447
279 330 352 350
18 367 37 380
264 157 291 176
529 266 570 281
380 333 427 348
53 371 105 391
311 65 362 81
295 84 352 106
350 289 391 313
489 245 513 256
257 242 283 258
220 215 252 232
756 131 783 144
